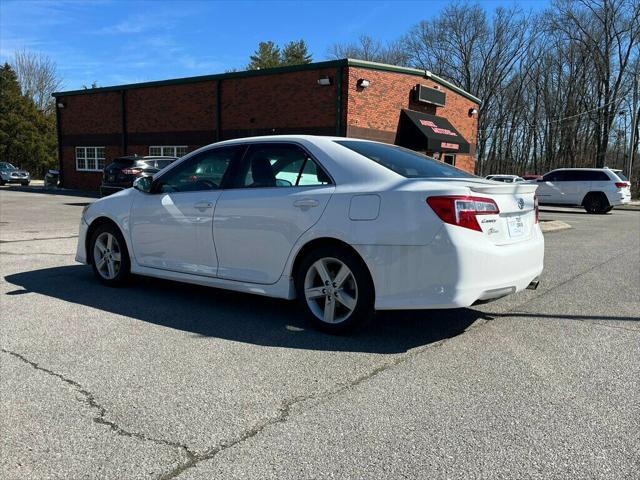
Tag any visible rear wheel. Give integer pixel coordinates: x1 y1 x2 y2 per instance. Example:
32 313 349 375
295 246 374 334
583 192 610 214
89 223 130 286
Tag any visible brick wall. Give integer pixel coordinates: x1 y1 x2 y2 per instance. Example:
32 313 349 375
58 91 123 190
56 64 479 190
344 67 478 173
220 68 338 138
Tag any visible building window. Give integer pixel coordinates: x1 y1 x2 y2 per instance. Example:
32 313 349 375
76 147 106 171
443 153 456 166
149 146 188 157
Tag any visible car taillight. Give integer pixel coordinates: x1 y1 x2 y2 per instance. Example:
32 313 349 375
427 196 499 232
534 194 539 224
615 182 629 188
122 167 143 176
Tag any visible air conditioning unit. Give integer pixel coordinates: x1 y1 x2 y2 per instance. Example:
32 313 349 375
415 84 446 107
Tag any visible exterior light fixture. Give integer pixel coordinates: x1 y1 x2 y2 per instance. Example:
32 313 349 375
57 102 65 109
357 78 370 88
468 108 478 117
317 75 332 86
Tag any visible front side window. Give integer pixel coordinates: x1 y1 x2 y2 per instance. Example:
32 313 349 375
336 141 474 179
76 146 105 171
155 145 242 193
149 146 188 157
239 144 331 188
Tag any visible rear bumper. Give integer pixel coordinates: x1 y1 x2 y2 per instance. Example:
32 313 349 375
606 190 631 205
356 225 545 310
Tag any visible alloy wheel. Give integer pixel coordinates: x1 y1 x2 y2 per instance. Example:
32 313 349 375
93 232 122 280
304 257 358 324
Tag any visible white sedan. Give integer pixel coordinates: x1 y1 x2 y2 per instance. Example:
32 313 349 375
77 136 544 332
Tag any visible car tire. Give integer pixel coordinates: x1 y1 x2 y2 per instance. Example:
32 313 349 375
89 222 131 287
583 192 610 214
0 180 5 186
295 245 374 334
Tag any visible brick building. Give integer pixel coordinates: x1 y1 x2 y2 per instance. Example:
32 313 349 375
53 59 481 191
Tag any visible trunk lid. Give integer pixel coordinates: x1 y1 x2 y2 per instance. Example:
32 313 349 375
417 178 539 245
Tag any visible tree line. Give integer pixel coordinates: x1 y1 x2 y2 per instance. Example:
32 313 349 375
0 51 59 178
327 0 640 181
2 1 638 183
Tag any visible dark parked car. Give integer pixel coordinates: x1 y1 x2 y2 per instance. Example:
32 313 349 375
100 155 177 196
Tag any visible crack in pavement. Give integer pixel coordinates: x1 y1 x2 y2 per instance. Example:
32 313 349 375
158 338 451 480
0 252 75 256
3 237 634 479
0 235 79 244
0 348 198 464
158 245 639 479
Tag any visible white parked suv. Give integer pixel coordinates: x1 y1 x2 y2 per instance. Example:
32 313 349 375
534 168 631 214
486 174 525 183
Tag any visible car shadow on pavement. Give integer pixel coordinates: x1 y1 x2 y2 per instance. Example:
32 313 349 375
5 265 484 354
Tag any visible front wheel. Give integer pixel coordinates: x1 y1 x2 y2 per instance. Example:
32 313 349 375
295 246 374 334
89 223 130 286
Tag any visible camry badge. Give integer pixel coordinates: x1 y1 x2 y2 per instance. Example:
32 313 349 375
517 198 525 210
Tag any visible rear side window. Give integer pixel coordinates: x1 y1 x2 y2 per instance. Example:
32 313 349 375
335 141 474 178
239 143 331 188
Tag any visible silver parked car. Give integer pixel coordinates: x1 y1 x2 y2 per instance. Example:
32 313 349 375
0 162 30 186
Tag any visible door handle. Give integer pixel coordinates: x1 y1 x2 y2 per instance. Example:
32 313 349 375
194 201 213 209
293 199 319 209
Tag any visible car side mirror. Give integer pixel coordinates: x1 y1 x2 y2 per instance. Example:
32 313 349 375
133 176 153 193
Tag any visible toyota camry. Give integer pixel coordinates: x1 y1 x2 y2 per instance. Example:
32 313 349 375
76 136 544 332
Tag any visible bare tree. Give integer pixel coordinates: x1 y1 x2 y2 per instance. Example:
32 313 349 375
12 50 62 113
327 35 410 65
549 0 640 167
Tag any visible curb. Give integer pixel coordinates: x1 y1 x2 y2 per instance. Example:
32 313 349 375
540 220 572 233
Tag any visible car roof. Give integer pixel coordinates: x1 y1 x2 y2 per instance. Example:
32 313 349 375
170 135 410 186
550 167 613 172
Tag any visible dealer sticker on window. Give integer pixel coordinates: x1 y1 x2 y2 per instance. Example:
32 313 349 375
507 216 525 237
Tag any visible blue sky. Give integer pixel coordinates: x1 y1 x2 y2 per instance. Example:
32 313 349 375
1 0 548 92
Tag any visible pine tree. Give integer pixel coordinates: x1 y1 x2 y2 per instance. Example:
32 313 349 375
281 40 312 66
247 41 282 70
0 63 57 177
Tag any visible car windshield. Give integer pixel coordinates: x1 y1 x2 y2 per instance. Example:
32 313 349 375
0 162 17 171
335 141 475 179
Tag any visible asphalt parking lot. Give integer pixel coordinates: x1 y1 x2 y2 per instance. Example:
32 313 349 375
1 188 639 480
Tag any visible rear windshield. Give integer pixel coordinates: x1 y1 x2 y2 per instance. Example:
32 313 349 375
335 141 475 179
613 170 628 181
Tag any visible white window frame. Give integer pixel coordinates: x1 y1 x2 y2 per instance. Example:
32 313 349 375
76 146 106 172
149 145 188 157
442 153 456 166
